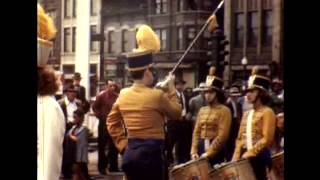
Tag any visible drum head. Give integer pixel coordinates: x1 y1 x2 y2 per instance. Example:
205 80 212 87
171 158 210 180
209 159 256 180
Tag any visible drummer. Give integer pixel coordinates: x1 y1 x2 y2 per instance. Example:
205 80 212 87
232 74 276 180
190 67 232 166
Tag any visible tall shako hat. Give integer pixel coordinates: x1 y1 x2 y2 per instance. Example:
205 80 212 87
205 66 224 92
247 66 271 92
38 4 57 66
126 25 160 71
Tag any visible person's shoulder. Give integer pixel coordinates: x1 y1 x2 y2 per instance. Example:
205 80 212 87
119 87 131 96
263 106 276 116
219 104 231 110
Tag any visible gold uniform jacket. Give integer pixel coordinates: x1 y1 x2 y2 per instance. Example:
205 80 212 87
191 104 232 158
232 106 276 160
107 83 182 153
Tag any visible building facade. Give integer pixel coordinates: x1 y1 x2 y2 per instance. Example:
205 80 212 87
147 0 220 88
60 0 101 97
224 0 283 84
102 0 148 87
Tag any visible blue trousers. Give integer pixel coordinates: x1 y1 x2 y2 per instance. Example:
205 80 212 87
122 139 166 180
240 148 272 180
197 139 226 167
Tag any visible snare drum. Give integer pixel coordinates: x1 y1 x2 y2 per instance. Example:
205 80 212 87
209 159 256 180
269 151 284 180
171 158 210 180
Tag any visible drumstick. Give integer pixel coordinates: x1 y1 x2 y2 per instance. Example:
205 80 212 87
170 0 225 74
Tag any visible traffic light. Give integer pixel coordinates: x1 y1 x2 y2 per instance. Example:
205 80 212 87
214 29 229 77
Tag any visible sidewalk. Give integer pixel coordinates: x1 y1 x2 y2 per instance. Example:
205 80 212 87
88 150 124 180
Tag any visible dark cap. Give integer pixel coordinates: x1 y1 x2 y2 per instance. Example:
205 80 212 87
73 72 82 80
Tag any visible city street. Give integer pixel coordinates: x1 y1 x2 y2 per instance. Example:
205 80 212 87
61 142 124 180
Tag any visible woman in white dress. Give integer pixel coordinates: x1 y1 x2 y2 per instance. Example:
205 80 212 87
38 3 65 180
38 66 66 180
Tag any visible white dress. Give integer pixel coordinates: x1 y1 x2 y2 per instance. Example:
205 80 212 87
37 95 65 180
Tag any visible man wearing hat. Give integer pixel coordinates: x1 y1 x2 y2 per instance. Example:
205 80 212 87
73 73 86 100
107 24 182 180
270 78 284 114
191 67 232 166
58 85 86 178
232 75 276 180
166 78 193 165
73 72 90 113
225 85 243 161
187 82 207 122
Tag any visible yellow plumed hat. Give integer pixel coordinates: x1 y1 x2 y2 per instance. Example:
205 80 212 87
38 4 57 41
133 25 160 54
126 24 160 71
37 4 57 66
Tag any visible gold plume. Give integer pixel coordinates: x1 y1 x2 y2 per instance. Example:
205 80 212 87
38 4 57 40
209 66 216 76
251 66 259 75
133 25 160 54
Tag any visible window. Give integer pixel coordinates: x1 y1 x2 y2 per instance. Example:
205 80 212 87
186 26 196 50
247 11 258 46
177 27 183 50
263 0 272 9
73 0 76 17
233 0 244 11
64 28 71 52
155 0 167 14
235 13 244 47
155 29 167 51
62 64 75 74
122 30 131 52
64 0 72 18
90 0 98 16
72 27 76 52
177 0 184 12
161 29 167 50
108 31 115 53
247 0 258 11
90 25 98 52
262 10 273 45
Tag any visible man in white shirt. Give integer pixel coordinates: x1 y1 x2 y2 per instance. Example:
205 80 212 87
58 85 83 130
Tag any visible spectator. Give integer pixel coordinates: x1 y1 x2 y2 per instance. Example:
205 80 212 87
92 79 120 174
66 109 91 180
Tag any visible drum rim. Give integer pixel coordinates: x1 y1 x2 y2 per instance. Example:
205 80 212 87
209 159 250 174
272 151 284 158
171 158 208 174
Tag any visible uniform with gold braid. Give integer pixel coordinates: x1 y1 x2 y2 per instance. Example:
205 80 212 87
190 67 232 165
106 24 182 180
232 70 276 180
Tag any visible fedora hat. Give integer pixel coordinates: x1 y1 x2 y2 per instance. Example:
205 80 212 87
229 86 241 97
